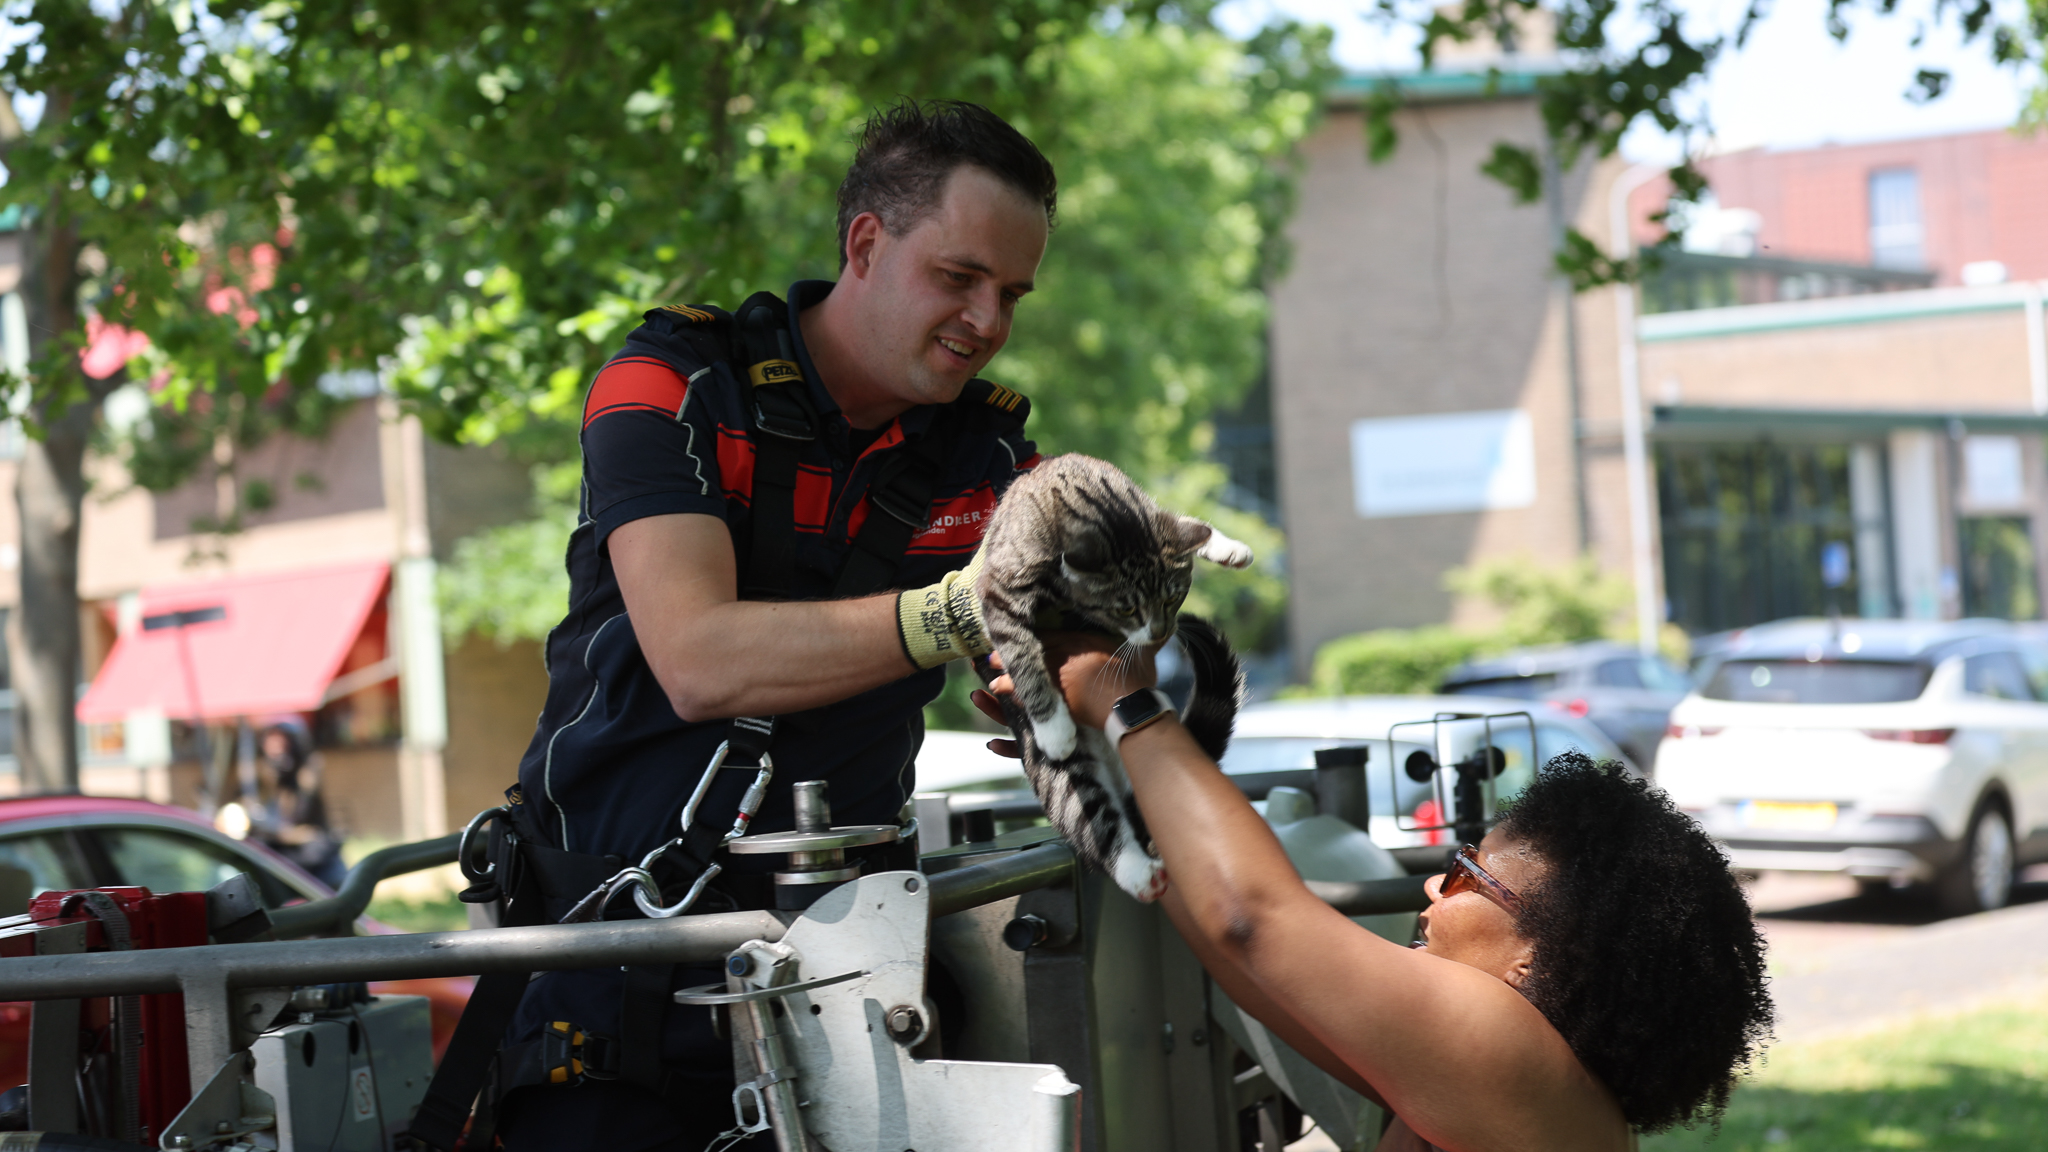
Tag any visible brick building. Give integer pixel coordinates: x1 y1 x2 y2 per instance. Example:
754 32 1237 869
0 342 551 839
1270 65 2048 673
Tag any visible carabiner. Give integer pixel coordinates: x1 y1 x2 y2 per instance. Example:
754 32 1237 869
459 805 509 884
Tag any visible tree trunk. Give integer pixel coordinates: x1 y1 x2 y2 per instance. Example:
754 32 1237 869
9 184 95 794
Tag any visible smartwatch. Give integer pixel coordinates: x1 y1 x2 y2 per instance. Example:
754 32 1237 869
1105 688 1176 745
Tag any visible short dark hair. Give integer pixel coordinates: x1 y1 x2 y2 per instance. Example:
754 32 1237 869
835 99 1057 268
1495 753 1772 1133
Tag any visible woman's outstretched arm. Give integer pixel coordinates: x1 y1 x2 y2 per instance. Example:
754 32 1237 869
985 634 1621 1152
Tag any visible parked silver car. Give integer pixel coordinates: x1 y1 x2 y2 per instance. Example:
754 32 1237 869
1440 641 1691 768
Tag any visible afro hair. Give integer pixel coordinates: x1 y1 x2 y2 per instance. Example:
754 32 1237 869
1494 752 1772 1132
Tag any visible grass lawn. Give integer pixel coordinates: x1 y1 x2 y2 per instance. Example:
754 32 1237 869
1642 990 2048 1152
363 890 470 933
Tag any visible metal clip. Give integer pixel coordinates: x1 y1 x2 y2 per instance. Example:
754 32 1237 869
458 806 508 884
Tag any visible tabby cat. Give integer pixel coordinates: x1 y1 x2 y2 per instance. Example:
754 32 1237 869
975 454 1252 901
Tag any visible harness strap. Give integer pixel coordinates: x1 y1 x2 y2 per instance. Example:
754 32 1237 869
619 963 677 1090
735 292 815 601
407 827 548 1150
830 406 958 599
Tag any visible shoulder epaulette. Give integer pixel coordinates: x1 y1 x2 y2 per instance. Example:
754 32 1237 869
647 302 731 325
959 379 1031 426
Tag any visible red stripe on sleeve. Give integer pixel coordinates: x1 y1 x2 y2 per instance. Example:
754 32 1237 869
583 358 691 430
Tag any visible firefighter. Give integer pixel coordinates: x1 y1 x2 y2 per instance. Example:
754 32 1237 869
414 100 1056 1151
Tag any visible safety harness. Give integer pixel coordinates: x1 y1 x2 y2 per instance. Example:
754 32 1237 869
406 291 1010 1150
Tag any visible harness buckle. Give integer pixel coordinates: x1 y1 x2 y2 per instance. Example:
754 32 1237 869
540 1020 620 1086
866 475 930 529
752 392 817 442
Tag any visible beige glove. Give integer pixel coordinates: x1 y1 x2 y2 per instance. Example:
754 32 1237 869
896 547 992 670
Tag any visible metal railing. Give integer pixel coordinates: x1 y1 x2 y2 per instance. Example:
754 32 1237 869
269 832 463 938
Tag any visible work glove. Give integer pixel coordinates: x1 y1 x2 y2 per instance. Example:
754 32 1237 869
897 546 992 669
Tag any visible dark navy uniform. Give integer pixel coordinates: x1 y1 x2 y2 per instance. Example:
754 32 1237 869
498 280 1036 1147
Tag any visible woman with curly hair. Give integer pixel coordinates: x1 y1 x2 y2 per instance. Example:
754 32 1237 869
976 636 1773 1151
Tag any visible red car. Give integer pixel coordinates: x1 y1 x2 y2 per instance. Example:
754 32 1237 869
0 794 472 1088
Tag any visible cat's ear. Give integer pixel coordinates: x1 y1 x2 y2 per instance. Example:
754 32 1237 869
1171 516 1215 557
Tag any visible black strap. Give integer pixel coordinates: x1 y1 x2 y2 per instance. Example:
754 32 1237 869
619 963 677 1091
735 293 815 600
407 840 546 1150
830 406 958 599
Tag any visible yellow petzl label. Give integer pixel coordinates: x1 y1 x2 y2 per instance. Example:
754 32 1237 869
749 359 802 387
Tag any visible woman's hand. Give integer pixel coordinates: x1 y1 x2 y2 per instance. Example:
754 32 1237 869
970 633 1160 740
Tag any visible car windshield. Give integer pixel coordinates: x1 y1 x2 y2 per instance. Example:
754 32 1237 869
1442 674 1556 699
1702 659 1931 704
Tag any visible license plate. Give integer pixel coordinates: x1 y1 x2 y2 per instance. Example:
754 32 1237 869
1741 800 1838 831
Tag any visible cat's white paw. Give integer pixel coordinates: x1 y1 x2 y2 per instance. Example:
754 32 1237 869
1113 850 1170 903
1198 529 1254 569
1033 708 1079 760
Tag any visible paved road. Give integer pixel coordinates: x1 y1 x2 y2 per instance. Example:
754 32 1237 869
1753 866 2048 1042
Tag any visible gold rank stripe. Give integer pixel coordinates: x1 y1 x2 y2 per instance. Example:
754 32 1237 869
983 383 1024 412
661 304 716 322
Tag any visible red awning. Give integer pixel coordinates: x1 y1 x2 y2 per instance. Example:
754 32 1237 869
77 560 391 724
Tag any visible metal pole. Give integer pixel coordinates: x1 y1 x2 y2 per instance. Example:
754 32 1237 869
267 833 462 938
0 909 788 1001
928 843 1076 919
2025 280 2046 416
1610 163 1669 654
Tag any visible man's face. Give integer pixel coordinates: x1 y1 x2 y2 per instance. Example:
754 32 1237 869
843 164 1048 407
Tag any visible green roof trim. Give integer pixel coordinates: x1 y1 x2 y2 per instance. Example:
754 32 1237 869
1650 405 2048 442
1637 283 2033 342
1328 67 1563 106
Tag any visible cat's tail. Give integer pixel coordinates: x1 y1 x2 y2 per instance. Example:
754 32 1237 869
1175 614 1244 762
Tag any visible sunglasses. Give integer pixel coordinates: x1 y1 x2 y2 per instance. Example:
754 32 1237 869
1438 844 1523 915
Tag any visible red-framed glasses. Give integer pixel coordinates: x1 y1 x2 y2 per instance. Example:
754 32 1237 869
1439 844 1523 915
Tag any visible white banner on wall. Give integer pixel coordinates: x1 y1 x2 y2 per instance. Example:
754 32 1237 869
1350 408 1537 518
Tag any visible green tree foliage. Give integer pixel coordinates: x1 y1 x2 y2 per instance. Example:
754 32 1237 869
1304 556 1632 695
439 13 1329 661
1 0 1322 783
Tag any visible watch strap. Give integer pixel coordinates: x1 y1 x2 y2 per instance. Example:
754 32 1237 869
1105 688 1176 745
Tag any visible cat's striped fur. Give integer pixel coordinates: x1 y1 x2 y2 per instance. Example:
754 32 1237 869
975 454 1252 901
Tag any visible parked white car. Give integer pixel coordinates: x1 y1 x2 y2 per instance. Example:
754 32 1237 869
913 697 1631 873
1656 618 2048 915
1220 695 1635 874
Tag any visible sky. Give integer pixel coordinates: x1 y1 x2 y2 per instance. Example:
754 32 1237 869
1214 0 2037 163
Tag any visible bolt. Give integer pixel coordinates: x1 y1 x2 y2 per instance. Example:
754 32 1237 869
727 954 752 977
216 1120 234 1133
1002 914 1049 952
885 1005 923 1042
903 876 920 893
170 1138 192 1149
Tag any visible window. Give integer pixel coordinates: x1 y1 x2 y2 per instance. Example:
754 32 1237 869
1869 168 1925 269
0 832 92 915
1442 674 1558 699
1593 659 1646 689
1703 660 1932 704
1963 652 2036 702
95 826 300 907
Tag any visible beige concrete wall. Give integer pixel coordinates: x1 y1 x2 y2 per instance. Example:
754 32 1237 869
320 745 406 841
1639 305 2038 413
441 633 549 832
1271 101 1598 674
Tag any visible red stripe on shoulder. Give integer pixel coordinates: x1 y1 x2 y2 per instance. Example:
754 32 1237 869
583 358 691 431
1014 452 1044 471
